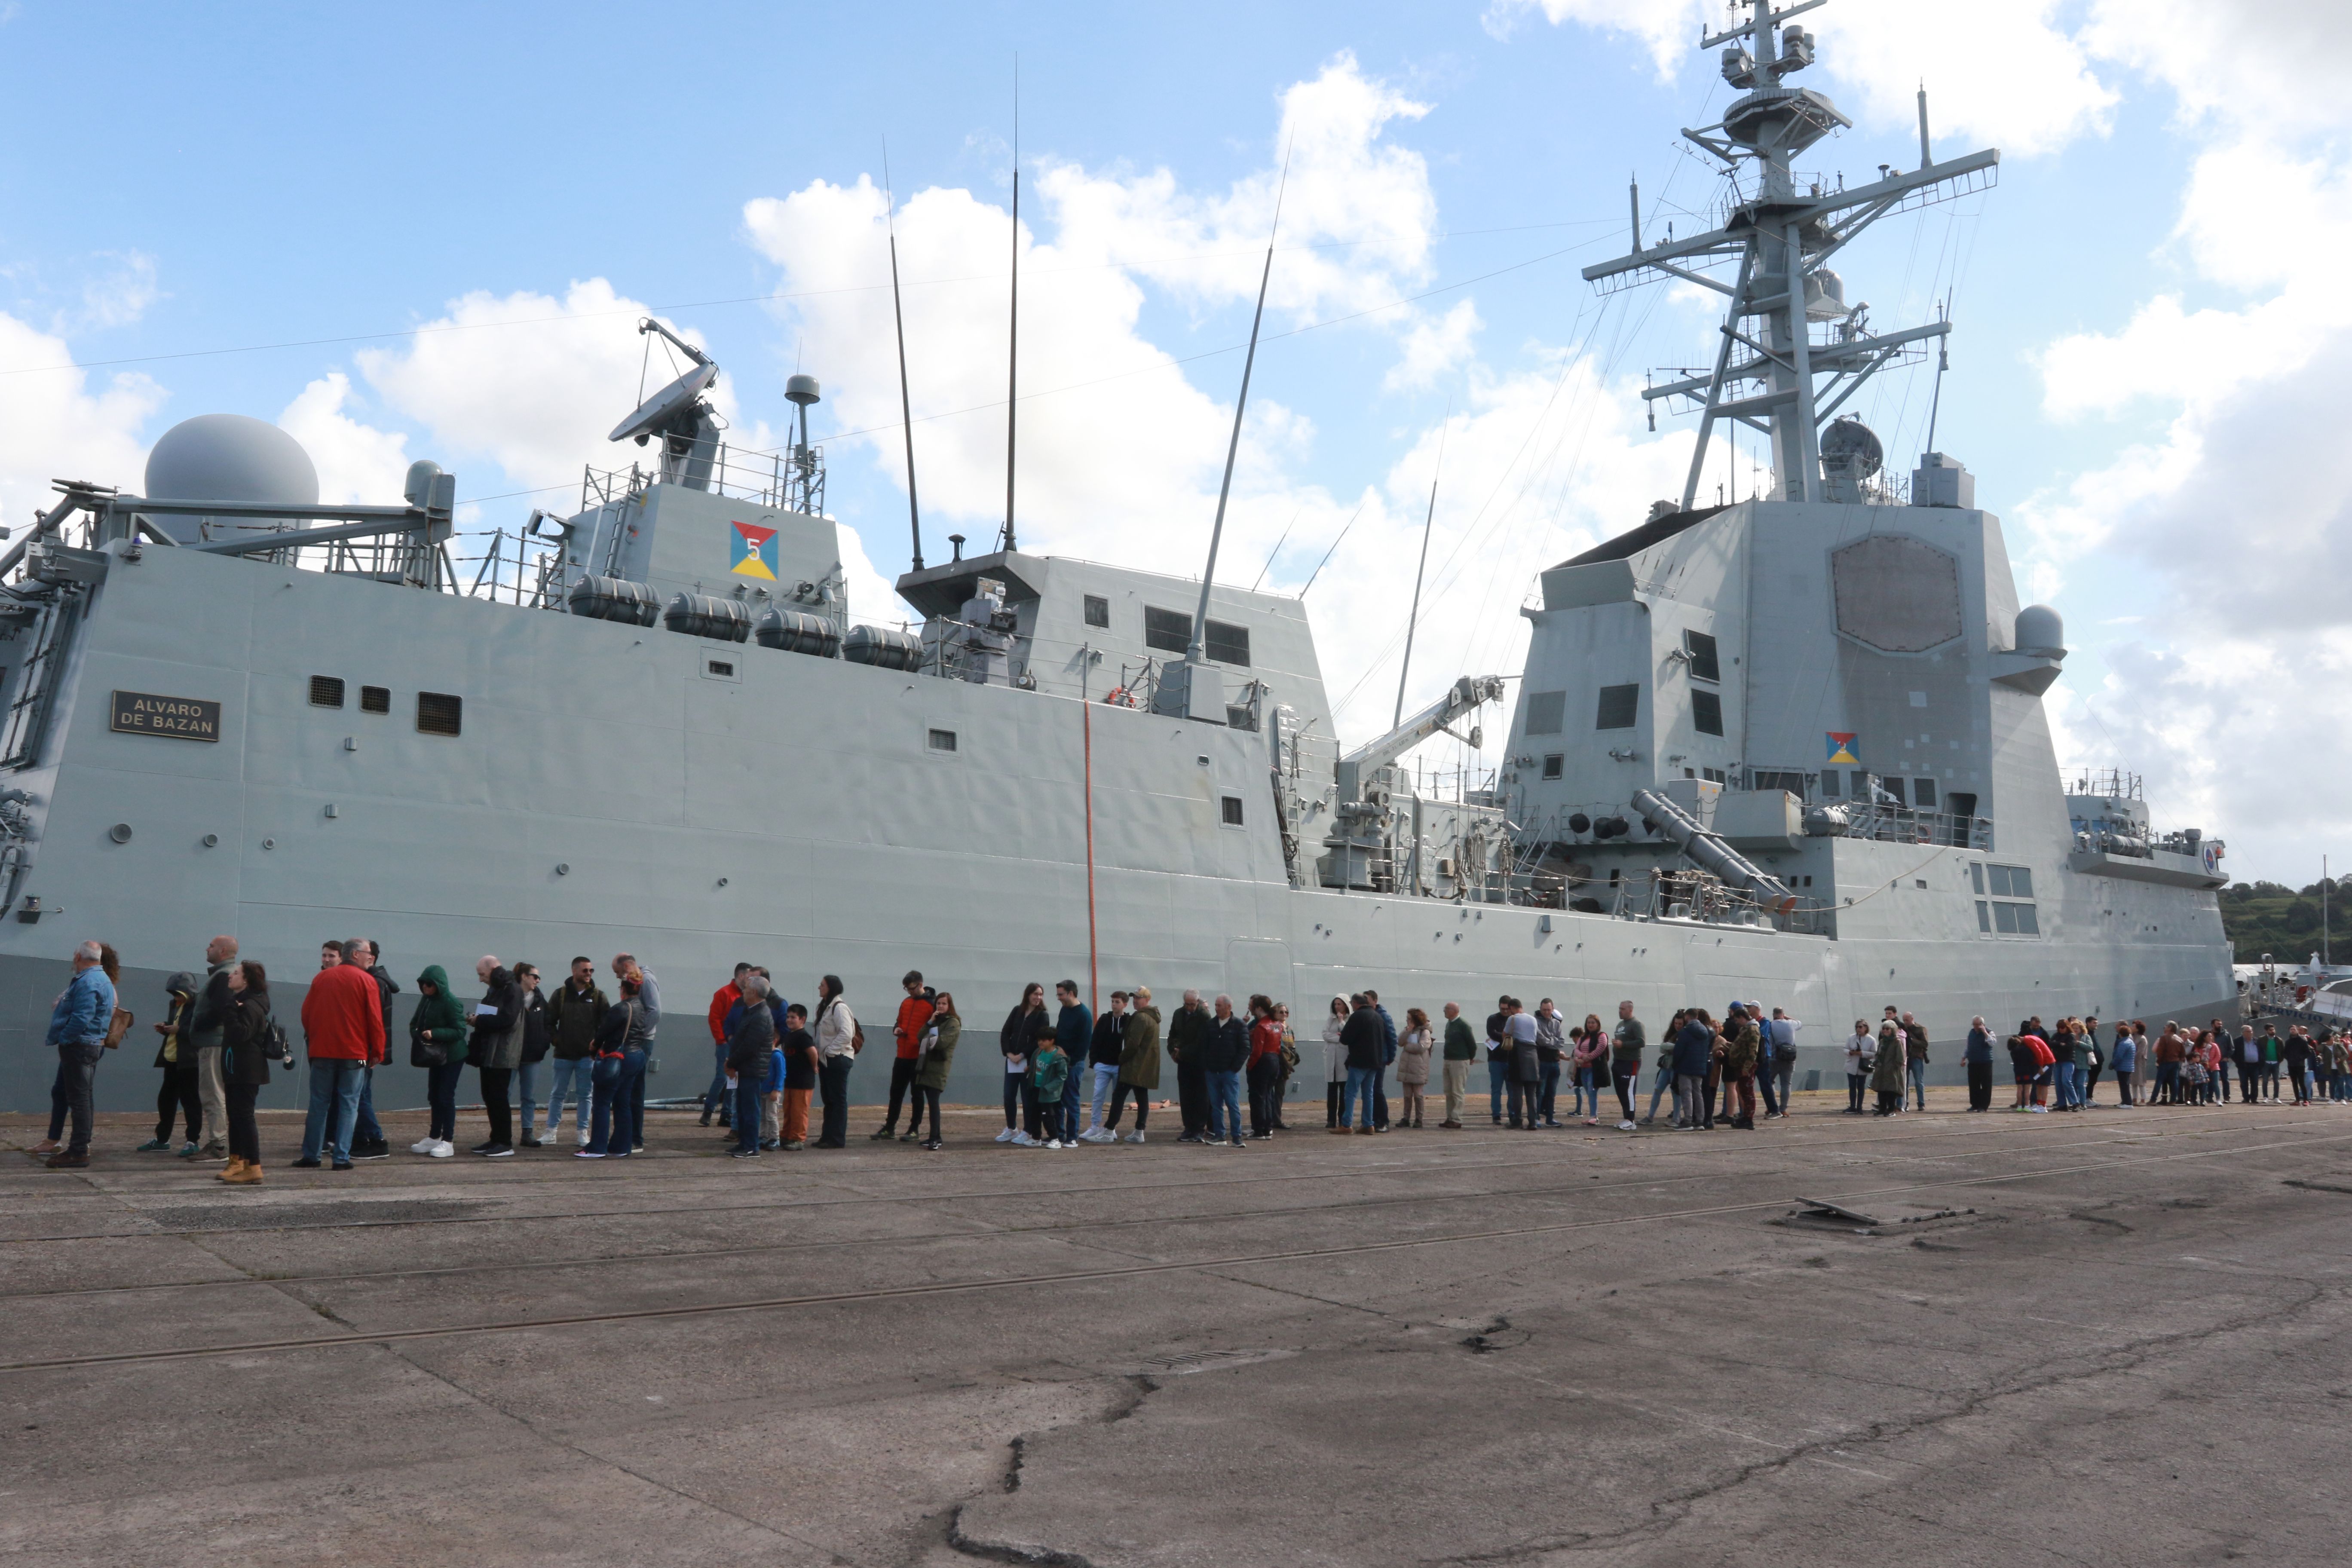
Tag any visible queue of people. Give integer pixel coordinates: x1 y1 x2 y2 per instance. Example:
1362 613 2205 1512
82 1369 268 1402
32 935 2340 1176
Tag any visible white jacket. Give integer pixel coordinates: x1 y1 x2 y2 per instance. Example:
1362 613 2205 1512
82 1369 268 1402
815 997 858 1060
1323 1016 1347 1083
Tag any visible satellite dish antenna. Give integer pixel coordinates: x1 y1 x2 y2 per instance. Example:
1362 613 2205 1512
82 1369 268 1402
608 319 722 491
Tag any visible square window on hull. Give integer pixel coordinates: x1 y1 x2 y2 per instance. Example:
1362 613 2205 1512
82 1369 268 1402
416 692 462 736
359 686 390 714
1595 684 1638 730
1691 690 1724 736
309 676 345 708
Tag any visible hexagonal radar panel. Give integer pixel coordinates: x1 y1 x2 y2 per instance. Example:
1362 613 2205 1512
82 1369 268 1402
1830 534 1963 653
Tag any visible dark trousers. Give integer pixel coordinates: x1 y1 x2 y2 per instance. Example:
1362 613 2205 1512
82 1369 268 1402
1847 1072 1867 1112
51 1041 100 1155
883 1057 920 1130
817 1055 852 1145
479 1066 514 1147
353 1066 383 1147
1373 1068 1389 1131
1248 1057 1281 1135
1614 1069 1637 1121
913 1084 942 1142
426 1060 465 1141
1106 1082 1149 1130
735 1074 764 1152
1326 1081 1342 1127
1003 1071 1039 1136
1038 1101 1066 1143
1758 1064 1781 1116
588 1056 623 1154
156 1064 203 1143
226 1081 262 1164
2242 1067 2260 1103
703 1042 731 1121
1537 1061 1562 1123
1177 1064 1210 1138
1966 1061 1994 1110
1507 1078 1541 1127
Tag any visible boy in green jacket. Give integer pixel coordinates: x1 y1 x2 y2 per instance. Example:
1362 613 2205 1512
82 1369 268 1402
1032 1037 1071 1148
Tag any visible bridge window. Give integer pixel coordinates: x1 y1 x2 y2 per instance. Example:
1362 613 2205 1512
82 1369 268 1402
1692 690 1724 736
1084 594 1110 629
1525 690 1566 735
1595 684 1639 730
1144 606 1190 653
1684 629 1720 683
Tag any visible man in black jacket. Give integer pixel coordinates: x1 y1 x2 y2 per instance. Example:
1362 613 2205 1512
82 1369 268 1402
513 962 551 1146
469 956 525 1156
1201 994 1251 1148
542 958 609 1148
1335 994 1384 1134
1166 990 1213 1143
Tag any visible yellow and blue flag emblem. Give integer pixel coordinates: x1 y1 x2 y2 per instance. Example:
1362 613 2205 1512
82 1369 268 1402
731 520 778 580
1825 731 1859 764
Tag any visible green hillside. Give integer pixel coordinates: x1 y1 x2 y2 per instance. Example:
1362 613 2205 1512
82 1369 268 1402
2220 880 2349 964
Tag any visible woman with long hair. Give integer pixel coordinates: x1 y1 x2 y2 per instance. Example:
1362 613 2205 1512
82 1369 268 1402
913 990 960 1150
1246 995 1285 1139
216 961 272 1185
811 974 856 1149
998 982 1050 1146
1322 996 1348 1130
1572 1013 1609 1127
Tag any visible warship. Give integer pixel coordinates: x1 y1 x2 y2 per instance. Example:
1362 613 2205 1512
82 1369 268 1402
0 1 2234 1114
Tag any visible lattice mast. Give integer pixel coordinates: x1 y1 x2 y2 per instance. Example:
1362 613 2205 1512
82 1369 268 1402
1582 0 1999 508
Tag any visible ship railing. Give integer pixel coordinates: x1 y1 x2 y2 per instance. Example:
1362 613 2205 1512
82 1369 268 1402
1591 868 1837 937
2066 768 2143 801
579 439 827 516
1818 804 1991 851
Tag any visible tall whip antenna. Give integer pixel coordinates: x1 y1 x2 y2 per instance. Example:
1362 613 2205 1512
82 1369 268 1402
1002 58 1020 555
1187 141 1292 664
1393 399 1450 728
884 139 924 571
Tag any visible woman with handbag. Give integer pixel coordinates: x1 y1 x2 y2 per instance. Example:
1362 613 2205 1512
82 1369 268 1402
1571 1014 1610 1127
215 961 273 1185
1396 1008 1433 1129
581 977 643 1158
407 965 468 1157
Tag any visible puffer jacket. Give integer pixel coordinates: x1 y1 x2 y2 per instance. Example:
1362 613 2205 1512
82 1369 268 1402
469 967 526 1071
409 965 469 1067
916 1012 961 1092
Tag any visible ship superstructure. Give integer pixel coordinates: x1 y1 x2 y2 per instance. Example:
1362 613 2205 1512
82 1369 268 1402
0 2 2233 1112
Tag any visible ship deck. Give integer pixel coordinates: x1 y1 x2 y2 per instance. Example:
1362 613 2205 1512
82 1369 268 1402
5 1092 2348 1564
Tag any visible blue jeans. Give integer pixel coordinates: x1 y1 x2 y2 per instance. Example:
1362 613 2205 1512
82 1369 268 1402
591 1049 646 1154
1088 1063 1118 1131
302 1058 365 1161
1908 1058 1929 1110
517 1060 541 1136
545 1057 593 1138
1539 1061 1562 1122
1574 1066 1605 1119
1647 1063 1674 1120
703 1041 730 1120
353 1065 383 1145
2053 1060 2079 1108
49 1040 102 1154
1341 1065 1378 1129
1487 1056 1509 1120
1207 1069 1244 1139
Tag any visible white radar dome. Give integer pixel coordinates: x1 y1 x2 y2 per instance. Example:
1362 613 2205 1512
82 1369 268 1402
145 414 320 507
2013 603 2064 656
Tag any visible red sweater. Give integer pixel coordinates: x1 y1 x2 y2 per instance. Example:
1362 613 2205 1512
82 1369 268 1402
708 983 742 1047
894 995 935 1060
301 962 387 1063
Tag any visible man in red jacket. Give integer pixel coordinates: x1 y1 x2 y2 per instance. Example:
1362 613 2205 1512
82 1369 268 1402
873 970 935 1142
703 963 749 1129
295 940 387 1170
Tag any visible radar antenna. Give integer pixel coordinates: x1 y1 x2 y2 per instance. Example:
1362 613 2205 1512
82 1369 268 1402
609 319 722 493
1581 2 1998 508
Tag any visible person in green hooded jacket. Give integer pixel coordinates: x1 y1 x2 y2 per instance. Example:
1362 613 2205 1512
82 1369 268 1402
912 991 961 1150
1032 1034 1072 1146
1106 987 1161 1143
409 965 468 1157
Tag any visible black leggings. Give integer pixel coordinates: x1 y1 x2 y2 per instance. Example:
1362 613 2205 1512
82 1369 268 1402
479 1067 513 1146
913 1085 942 1141
157 1065 203 1143
227 1081 262 1165
1847 1072 1867 1111
1614 1069 1637 1121
1106 1082 1150 1130
1003 1070 1039 1133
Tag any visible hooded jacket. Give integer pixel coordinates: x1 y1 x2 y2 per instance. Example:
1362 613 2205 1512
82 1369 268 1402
155 972 199 1069
1119 1005 1162 1088
409 965 468 1067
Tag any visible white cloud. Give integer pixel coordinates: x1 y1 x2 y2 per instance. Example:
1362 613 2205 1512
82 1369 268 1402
64 251 159 334
0 311 160 526
1384 299 1481 392
2082 0 2343 137
355 280 766 496
277 372 412 505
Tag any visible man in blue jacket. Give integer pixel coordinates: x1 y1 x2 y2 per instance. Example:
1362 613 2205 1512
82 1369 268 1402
1366 988 1398 1132
1672 1009 1716 1130
44 940 117 1169
1054 980 1091 1148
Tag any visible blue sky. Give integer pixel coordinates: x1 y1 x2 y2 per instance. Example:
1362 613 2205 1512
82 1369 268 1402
3 1 2341 879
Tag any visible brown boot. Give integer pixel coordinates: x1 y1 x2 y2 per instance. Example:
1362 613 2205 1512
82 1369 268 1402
218 1158 262 1185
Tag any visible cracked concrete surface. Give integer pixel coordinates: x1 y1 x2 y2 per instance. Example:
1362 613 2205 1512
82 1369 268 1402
3 1095 2348 1566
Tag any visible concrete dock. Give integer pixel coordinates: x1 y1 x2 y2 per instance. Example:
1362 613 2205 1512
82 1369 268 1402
4 1091 2347 1565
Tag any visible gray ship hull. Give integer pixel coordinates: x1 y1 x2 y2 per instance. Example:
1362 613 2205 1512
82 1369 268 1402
0 537 2233 1115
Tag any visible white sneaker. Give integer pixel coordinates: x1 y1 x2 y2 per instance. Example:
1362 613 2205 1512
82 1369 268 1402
995 1127 1017 1143
1041 1138 1060 1149
429 1139 455 1158
1011 1130 1035 1147
1125 1130 1146 1144
409 1136 439 1155
1618 1120 1636 1131
576 1127 591 1146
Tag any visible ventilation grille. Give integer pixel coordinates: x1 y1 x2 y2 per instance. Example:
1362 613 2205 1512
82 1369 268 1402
359 686 390 714
416 692 463 736
309 676 345 708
